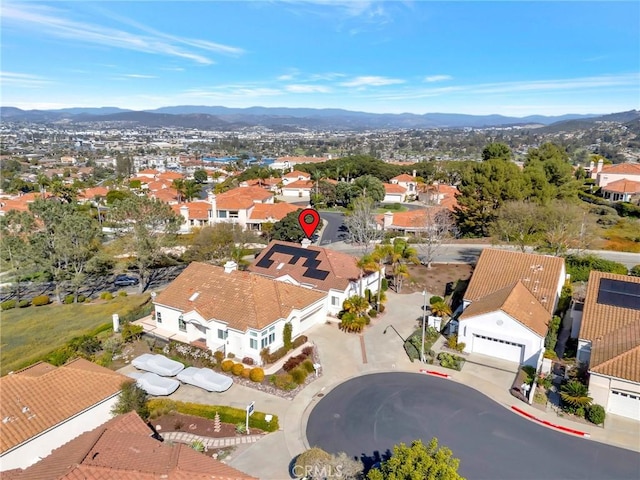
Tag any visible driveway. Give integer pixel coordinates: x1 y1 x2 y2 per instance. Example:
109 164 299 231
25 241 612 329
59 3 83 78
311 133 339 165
306 372 640 480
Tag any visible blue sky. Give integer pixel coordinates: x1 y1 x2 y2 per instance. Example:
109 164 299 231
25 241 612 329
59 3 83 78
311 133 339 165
1 1 639 116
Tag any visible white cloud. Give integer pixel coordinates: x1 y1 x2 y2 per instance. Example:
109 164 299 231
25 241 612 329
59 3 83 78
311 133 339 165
121 74 157 79
285 84 331 93
278 74 296 81
0 71 51 88
1 3 244 65
424 75 452 83
340 76 405 87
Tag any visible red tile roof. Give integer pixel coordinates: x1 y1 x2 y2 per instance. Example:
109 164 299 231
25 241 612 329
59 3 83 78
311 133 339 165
599 163 640 176
391 174 416 183
602 178 640 194
171 201 212 220
248 202 301 221
7 411 257 480
464 249 565 315
0 359 128 454
154 262 325 331
283 170 310 178
249 240 363 292
383 183 407 194
215 186 273 210
282 179 313 189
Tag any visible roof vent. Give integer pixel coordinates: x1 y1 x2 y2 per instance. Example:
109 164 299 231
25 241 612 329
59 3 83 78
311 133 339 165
3 416 12 424
188 292 200 302
21 406 30 414
301 238 312 249
276 262 285 270
223 260 237 273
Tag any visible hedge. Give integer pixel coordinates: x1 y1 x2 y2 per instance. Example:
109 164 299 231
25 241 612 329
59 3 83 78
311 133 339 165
31 295 50 306
566 254 629 282
1 300 16 310
147 398 279 432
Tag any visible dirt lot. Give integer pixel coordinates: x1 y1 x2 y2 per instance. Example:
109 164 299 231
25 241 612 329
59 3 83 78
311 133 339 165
400 263 473 296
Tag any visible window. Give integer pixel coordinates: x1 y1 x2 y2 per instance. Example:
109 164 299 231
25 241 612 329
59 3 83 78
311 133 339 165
178 316 187 332
250 339 258 349
261 327 276 348
229 211 239 218
331 296 340 306
217 329 227 340
218 210 227 218
156 311 162 323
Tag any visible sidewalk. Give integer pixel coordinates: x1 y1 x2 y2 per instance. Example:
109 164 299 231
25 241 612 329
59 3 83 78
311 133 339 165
225 291 640 479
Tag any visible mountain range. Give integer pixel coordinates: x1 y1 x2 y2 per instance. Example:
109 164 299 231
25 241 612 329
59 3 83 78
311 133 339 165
1 105 638 131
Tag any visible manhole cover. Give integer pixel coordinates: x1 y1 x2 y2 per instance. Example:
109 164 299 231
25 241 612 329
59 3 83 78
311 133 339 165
317 393 324 397
333 413 340 419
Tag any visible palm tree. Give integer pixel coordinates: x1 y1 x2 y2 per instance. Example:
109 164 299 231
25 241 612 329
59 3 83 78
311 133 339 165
342 295 370 317
372 244 393 311
430 300 452 318
172 178 185 203
560 380 593 409
356 254 377 296
389 239 419 292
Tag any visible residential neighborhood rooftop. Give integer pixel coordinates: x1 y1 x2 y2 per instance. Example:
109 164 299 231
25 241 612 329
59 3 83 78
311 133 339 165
0 359 128 454
154 261 326 331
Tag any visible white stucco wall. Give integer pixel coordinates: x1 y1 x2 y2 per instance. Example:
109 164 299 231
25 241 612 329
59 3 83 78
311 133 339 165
0 395 119 471
383 193 404 203
458 310 545 367
597 171 640 188
280 187 311 198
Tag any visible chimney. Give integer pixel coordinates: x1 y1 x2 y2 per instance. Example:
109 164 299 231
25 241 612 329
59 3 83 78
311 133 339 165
179 205 189 222
412 169 416 178
223 260 237 273
301 238 312 249
112 314 120 333
589 160 594 171
597 159 604 173
384 211 393 229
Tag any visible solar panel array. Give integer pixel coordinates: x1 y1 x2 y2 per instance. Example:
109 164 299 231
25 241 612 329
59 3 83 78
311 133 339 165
255 243 330 281
596 278 640 310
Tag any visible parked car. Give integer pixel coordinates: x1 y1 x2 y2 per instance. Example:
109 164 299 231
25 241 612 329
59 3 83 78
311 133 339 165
114 274 139 287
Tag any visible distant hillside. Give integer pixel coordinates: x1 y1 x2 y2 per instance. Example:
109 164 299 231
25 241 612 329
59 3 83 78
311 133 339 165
0 105 618 130
536 110 640 133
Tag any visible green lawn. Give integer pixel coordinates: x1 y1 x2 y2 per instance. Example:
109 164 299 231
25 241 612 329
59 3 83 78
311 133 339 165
1 294 151 375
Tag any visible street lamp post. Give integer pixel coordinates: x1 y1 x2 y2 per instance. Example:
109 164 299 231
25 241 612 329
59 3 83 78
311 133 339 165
383 325 406 344
421 290 427 363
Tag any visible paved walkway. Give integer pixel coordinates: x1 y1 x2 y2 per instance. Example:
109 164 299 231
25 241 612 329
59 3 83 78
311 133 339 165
224 290 640 480
162 431 263 448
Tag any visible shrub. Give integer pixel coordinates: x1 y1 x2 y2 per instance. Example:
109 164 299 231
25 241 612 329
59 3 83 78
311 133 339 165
588 404 606 425
214 350 224 363
369 309 378 318
221 359 234 372
241 367 251 379
630 265 640 277
100 291 113 301
429 295 443 305
235 422 247 434
63 294 75 304
118 290 128 297
18 299 30 308
455 342 466 352
302 346 314 357
379 304 385 313
437 352 464 370
302 359 315 373
266 346 289 364
249 367 265 383
77 295 86 303
242 356 254 366
446 335 458 349
227 352 235 359
295 447 332 474
292 335 308 349
566 254 628 282
103 335 124 354
273 373 296 390
283 322 293 351
1 300 16 310
231 362 244 376
290 367 308 385
522 365 537 384
381 278 389 291
31 295 50 306
283 354 306 372
146 399 279 432
121 323 143 342
190 440 205 452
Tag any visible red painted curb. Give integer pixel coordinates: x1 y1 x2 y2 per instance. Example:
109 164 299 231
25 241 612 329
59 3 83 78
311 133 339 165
420 369 451 379
511 406 591 438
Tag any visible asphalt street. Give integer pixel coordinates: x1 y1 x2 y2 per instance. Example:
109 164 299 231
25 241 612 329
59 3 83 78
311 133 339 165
306 372 640 480
319 211 349 245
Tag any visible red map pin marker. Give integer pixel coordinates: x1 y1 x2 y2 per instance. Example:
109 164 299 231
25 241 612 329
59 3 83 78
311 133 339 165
298 208 321 240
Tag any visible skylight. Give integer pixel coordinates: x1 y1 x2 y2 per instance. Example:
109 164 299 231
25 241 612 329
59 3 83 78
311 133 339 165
189 292 200 301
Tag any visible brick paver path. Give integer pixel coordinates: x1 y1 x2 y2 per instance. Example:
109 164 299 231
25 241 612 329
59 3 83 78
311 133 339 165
162 431 263 448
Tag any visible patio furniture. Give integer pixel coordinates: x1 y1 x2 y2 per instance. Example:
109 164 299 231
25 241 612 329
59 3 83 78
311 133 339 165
131 353 185 377
177 367 233 392
127 371 180 396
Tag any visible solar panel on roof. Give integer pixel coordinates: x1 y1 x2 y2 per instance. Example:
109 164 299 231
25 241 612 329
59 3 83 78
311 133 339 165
303 268 330 281
253 243 331 283
597 278 640 310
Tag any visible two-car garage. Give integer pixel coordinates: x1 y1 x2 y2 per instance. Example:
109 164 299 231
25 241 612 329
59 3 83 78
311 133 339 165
471 334 524 364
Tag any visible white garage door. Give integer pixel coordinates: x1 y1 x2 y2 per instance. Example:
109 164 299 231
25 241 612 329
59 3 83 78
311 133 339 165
608 390 640 420
472 334 523 364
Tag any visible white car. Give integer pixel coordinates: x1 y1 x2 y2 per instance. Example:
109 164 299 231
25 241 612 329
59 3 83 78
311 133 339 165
177 367 233 392
131 353 185 377
127 371 180 396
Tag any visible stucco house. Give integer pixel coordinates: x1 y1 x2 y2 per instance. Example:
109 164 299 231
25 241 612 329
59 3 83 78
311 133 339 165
0 359 128 471
594 162 640 188
207 185 274 229
249 240 382 316
2 411 257 480
151 261 326 364
280 179 313 199
601 178 640 203
390 173 418 197
172 200 213 233
456 249 566 367
382 182 408 203
576 271 640 421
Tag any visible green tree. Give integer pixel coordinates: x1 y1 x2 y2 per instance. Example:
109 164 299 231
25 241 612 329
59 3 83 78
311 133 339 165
524 143 580 200
115 155 134 178
108 196 181 292
111 381 150 420
272 210 319 243
490 201 544 252
455 159 526 237
388 238 419 293
560 380 593 410
367 438 464 480
0 210 37 300
481 142 512 162
193 169 208 183
335 181 358 207
353 174 385 203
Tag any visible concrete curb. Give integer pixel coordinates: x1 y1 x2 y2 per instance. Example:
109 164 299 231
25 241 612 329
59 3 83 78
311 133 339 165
420 368 452 379
511 406 591 438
